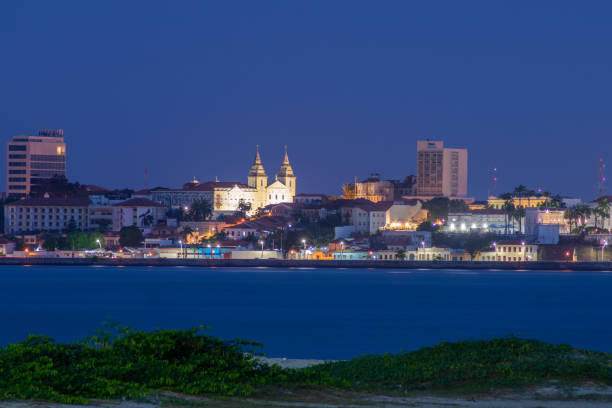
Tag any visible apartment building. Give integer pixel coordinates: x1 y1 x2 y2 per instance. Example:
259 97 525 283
416 140 467 197
6 129 66 197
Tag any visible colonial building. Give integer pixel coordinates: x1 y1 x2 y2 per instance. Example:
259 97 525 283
151 146 296 214
4 195 90 234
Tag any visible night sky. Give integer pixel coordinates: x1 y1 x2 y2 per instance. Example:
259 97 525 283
1 1 611 200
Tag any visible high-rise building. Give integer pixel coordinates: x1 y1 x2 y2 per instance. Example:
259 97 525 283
416 140 467 197
6 129 66 197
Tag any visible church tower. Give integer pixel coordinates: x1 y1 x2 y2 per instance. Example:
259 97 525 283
248 145 268 208
276 145 296 197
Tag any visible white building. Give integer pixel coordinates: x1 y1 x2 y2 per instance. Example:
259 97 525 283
341 200 428 235
112 198 166 232
4 195 90 234
525 207 569 235
446 209 510 234
151 146 296 215
493 240 539 261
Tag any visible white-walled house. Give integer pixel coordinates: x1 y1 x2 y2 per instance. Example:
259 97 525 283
112 198 166 232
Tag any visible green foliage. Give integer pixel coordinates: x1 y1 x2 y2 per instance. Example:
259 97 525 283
422 198 469 222
0 325 288 403
1 328 611 403
43 232 105 251
119 226 144 247
306 337 612 392
395 248 406 260
183 200 213 222
433 232 497 259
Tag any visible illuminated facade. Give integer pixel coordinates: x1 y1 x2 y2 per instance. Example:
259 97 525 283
416 140 467 197
151 146 296 214
6 129 66 197
487 196 548 210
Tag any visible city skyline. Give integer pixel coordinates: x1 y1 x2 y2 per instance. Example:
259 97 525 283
2 1 611 200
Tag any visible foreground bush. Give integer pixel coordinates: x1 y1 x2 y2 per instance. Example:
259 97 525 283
306 337 612 392
0 328 610 403
0 326 288 403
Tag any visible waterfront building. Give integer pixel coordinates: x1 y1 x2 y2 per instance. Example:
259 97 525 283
150 146 296 214
493 240 539 261
4 195 90 234
339 200 428 235
6 129 66 197
446 209 510 234
0 237 16 255
416 140 467 197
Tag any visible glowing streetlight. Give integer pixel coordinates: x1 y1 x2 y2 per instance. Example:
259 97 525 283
521 241 525 261
179 240 183 258
96 238 102 250
260 240 264 258
602 240 608 262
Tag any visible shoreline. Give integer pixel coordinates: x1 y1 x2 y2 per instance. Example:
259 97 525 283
0 256 611 271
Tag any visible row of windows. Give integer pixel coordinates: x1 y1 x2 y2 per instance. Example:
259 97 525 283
12 208 84 213
8 145 26 151
9 154 26 159
9 169 26 174
8 185 25 190
12 215 83 221
9 177 26 182
31 154 66 162
9 162 26 167
30 170 65 177
496 246 535 253
31 162 65 170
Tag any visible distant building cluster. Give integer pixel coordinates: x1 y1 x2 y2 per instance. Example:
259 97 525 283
343 140 469 202
1 129 610 263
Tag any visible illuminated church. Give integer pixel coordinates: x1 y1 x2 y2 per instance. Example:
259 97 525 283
158 146 296 214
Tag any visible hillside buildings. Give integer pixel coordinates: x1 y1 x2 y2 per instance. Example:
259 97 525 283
6 129 66 198
416 140 468 197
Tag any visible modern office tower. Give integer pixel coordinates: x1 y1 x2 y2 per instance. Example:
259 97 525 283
6 129 66 197
416 140 467 197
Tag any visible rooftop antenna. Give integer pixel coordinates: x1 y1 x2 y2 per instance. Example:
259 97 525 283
598 157 606 198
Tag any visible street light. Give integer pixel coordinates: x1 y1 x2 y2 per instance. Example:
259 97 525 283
492 242 497 260
340 241 344 260
602 240 608 262
179 240 183 258
521 241 525 262
96 238 102 251
207 243 211 259
260 240 264 258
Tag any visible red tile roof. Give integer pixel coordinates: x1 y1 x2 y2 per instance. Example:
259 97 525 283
10 197 92 207
113 198 165 207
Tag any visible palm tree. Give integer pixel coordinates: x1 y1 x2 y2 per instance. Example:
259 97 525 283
575 205 592 231
595 198 610 230
564 206 578 232
513 206 526 234
502 199 515 235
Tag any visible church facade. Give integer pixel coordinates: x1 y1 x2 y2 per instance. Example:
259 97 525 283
151 146 296 214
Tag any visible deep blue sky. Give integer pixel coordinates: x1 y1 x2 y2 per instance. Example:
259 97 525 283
1 1 611 200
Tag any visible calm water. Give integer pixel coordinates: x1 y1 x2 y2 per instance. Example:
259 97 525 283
1 265 611 359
